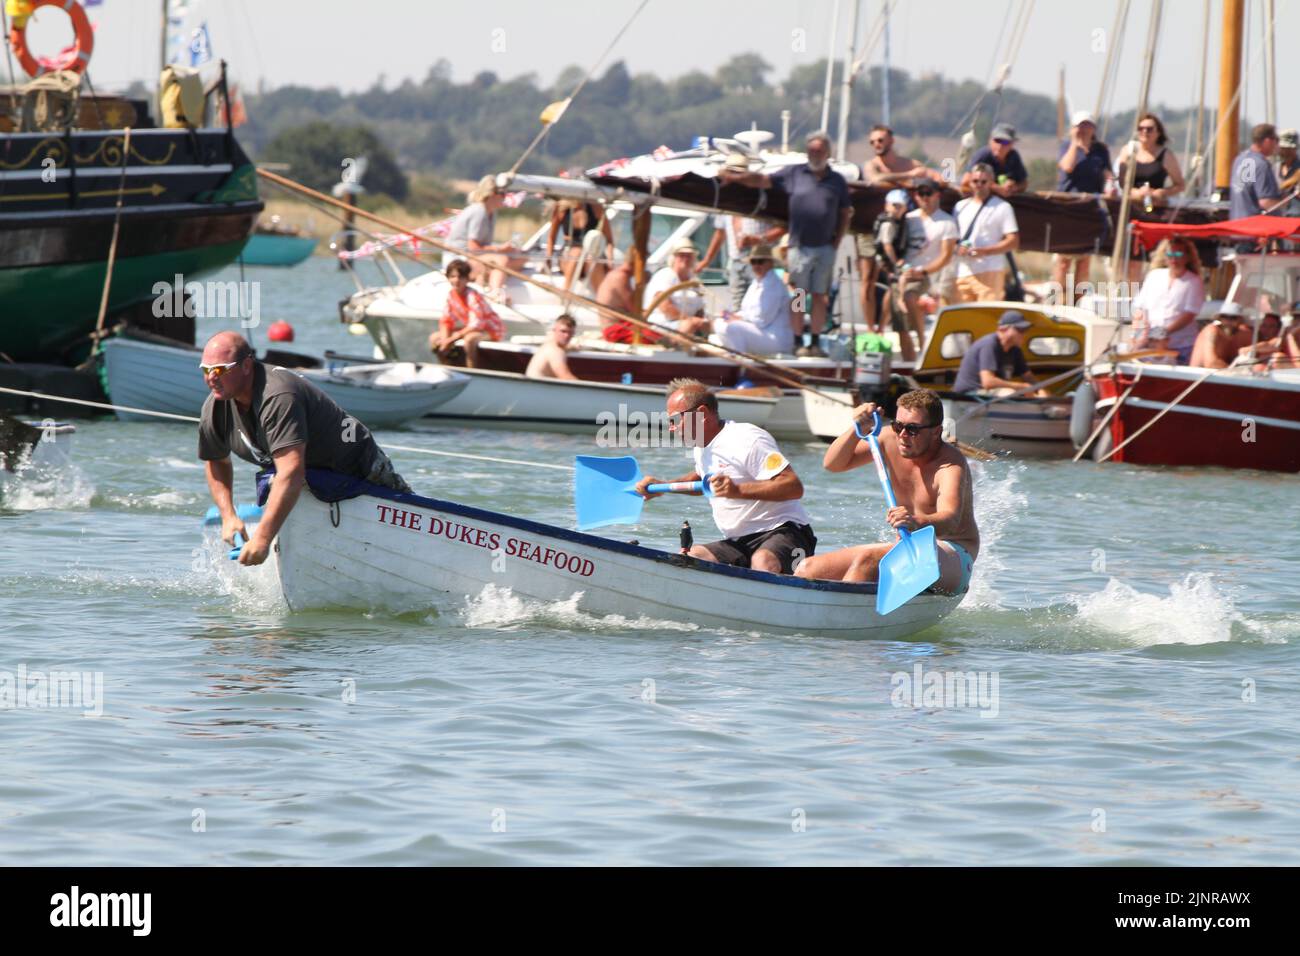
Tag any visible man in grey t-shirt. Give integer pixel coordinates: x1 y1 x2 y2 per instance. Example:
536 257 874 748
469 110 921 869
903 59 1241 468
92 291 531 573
198 331 410 566
1230 124 1285 221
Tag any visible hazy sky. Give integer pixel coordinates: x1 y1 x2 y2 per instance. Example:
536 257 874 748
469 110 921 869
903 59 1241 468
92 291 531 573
20 0 1298 131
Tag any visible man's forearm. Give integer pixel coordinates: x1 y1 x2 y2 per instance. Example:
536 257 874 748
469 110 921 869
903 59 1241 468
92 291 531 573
251 470 304 544
916 507 962 538
736 473 802 501
1165 311 1197 333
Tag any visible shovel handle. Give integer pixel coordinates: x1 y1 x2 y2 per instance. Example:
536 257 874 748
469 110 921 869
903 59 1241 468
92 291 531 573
855 413 906 531
229 531 245 561
645 472 712 496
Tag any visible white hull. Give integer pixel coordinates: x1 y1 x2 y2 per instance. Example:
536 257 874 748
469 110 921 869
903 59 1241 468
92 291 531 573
426 366 777 434
802 388 858 442
100 337 470 428
275 488 961 639
941 396 1074 459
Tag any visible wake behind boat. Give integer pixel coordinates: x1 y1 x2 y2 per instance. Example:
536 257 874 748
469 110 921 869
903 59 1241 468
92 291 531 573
263 470 961 639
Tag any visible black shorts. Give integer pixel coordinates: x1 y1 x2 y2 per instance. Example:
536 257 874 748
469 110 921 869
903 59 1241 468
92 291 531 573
702 522 817 574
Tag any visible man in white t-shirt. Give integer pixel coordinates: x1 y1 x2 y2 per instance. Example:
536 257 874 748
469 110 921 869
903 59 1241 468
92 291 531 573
895 181 958 359
699 212 781 309
714 244 796 355
1132 238 1206 365
952 163 1020 302
643 238 710 337
635 378 816 575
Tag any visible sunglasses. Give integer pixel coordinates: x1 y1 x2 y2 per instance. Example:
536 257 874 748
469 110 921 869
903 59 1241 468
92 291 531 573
890 420 940 437
667 405 702 427
1137 125 1157 132
915 189 937 197
993 138 1013 146
199 360 241 379
1166 250 1186 258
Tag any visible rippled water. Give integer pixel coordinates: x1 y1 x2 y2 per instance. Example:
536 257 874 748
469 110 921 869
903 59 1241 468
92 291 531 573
2 259 1297 865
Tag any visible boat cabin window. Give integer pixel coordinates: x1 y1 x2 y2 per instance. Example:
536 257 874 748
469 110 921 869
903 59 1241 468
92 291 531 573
1026 336 1080 357
939 332 973 359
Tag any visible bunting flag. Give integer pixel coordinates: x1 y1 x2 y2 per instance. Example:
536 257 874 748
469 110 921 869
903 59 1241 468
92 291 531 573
539 98 570 126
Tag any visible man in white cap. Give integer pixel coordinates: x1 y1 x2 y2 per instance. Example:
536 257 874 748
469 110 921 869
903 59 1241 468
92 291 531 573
1190 302 1251 369
962 122 1028 198
714 244 796 355
950 310 1045 395
1053 111 1115 301
643 238 711 337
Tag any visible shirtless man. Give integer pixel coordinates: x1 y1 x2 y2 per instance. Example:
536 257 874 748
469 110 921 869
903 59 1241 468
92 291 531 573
796 388 978 596
595 261 636 317
863 125 946 187
1190 303 1250 369
525 315 579 380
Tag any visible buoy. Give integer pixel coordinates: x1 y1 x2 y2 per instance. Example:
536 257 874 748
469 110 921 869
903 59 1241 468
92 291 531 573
267 321 294 342
919 294 937 314
1069 380 1097 448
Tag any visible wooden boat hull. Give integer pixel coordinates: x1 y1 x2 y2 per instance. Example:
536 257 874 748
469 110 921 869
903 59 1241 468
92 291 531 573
99 336 469 428
274 482 962 638
425 365 777 434
1092 362 1300 472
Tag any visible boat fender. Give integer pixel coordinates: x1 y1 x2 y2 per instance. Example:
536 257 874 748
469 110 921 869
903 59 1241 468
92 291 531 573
9 0 95 77
1069 380 1097 449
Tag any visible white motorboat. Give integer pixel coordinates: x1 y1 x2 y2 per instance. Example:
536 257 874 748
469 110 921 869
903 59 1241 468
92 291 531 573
100 334 470 428
267 472 961 639
425 365 778 434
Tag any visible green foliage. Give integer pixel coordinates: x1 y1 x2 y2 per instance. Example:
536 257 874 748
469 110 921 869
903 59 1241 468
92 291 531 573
239 56 1215 187
260 121 408 202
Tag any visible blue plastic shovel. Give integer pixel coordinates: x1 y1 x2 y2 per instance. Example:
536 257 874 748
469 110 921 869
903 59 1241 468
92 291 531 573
855 412 941 615
200 504 264 561
574 455 711 531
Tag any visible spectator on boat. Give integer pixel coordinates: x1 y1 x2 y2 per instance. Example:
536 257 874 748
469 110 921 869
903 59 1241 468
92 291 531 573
545 199 615 294
595 261 656 344
198 331 411 567
795 389 979 596
447 175 523 303
1278 130 1300 219
1116 113 1186 210
869 189 912 353
700 209 784 310
1230 125 1286 226
429 258 506 368
952 163 1020 302
1239 312 1287 367
525 315 580 381
863 125 945 188
950 310 1046 396
635 378 815 575
1131 238 1205 364
894 181 958 362
1053 112 1114 301
644 238 711 338
721 131 852 357
714 244 796 355
1191 302 1251 369
961 123 1028 198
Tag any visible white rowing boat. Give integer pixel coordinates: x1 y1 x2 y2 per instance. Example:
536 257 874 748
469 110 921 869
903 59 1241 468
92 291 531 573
100 334 470 428
268 473 961 638
424 365 778 434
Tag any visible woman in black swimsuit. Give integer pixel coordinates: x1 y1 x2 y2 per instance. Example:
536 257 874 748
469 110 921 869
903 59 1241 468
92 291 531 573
545 199 616 293
1118 114 1186 278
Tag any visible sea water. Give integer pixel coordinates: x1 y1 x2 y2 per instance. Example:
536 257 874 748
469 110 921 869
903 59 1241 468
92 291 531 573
0 258 1296 865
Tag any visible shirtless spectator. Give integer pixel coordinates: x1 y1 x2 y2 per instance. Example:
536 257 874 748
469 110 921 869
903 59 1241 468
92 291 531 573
596 261 650 344
863 125 945 187
525 315 579 380
961 123 1028 198
1190 303 1249 369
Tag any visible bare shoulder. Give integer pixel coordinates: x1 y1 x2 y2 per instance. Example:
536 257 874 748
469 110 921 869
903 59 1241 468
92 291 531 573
936 442 972 479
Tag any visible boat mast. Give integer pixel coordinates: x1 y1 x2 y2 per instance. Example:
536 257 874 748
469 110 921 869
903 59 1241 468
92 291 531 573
835 0 861 160
1263 0 1276 127
1108 0 1162 282
820 0 841 133
157 0 170 121
881 3 891 126
1214 0 1244 192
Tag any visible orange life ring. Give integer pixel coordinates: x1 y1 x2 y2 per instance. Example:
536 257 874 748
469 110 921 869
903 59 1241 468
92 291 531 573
8 0 95 77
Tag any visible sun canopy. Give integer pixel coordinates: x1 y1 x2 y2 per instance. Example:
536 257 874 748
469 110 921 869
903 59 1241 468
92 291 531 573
1133 215 1300 249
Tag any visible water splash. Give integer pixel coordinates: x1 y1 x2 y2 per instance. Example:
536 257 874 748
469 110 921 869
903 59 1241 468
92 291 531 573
961 461 1027 609
0 459 95 511
1071 572 1246 646
461 583 700 634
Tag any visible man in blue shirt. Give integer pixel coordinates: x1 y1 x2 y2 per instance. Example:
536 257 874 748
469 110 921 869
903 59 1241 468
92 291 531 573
951 311 1045 395
1230 123 1285 220
722 131 852 357
961 122 1028 198
1057 111 1113 194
